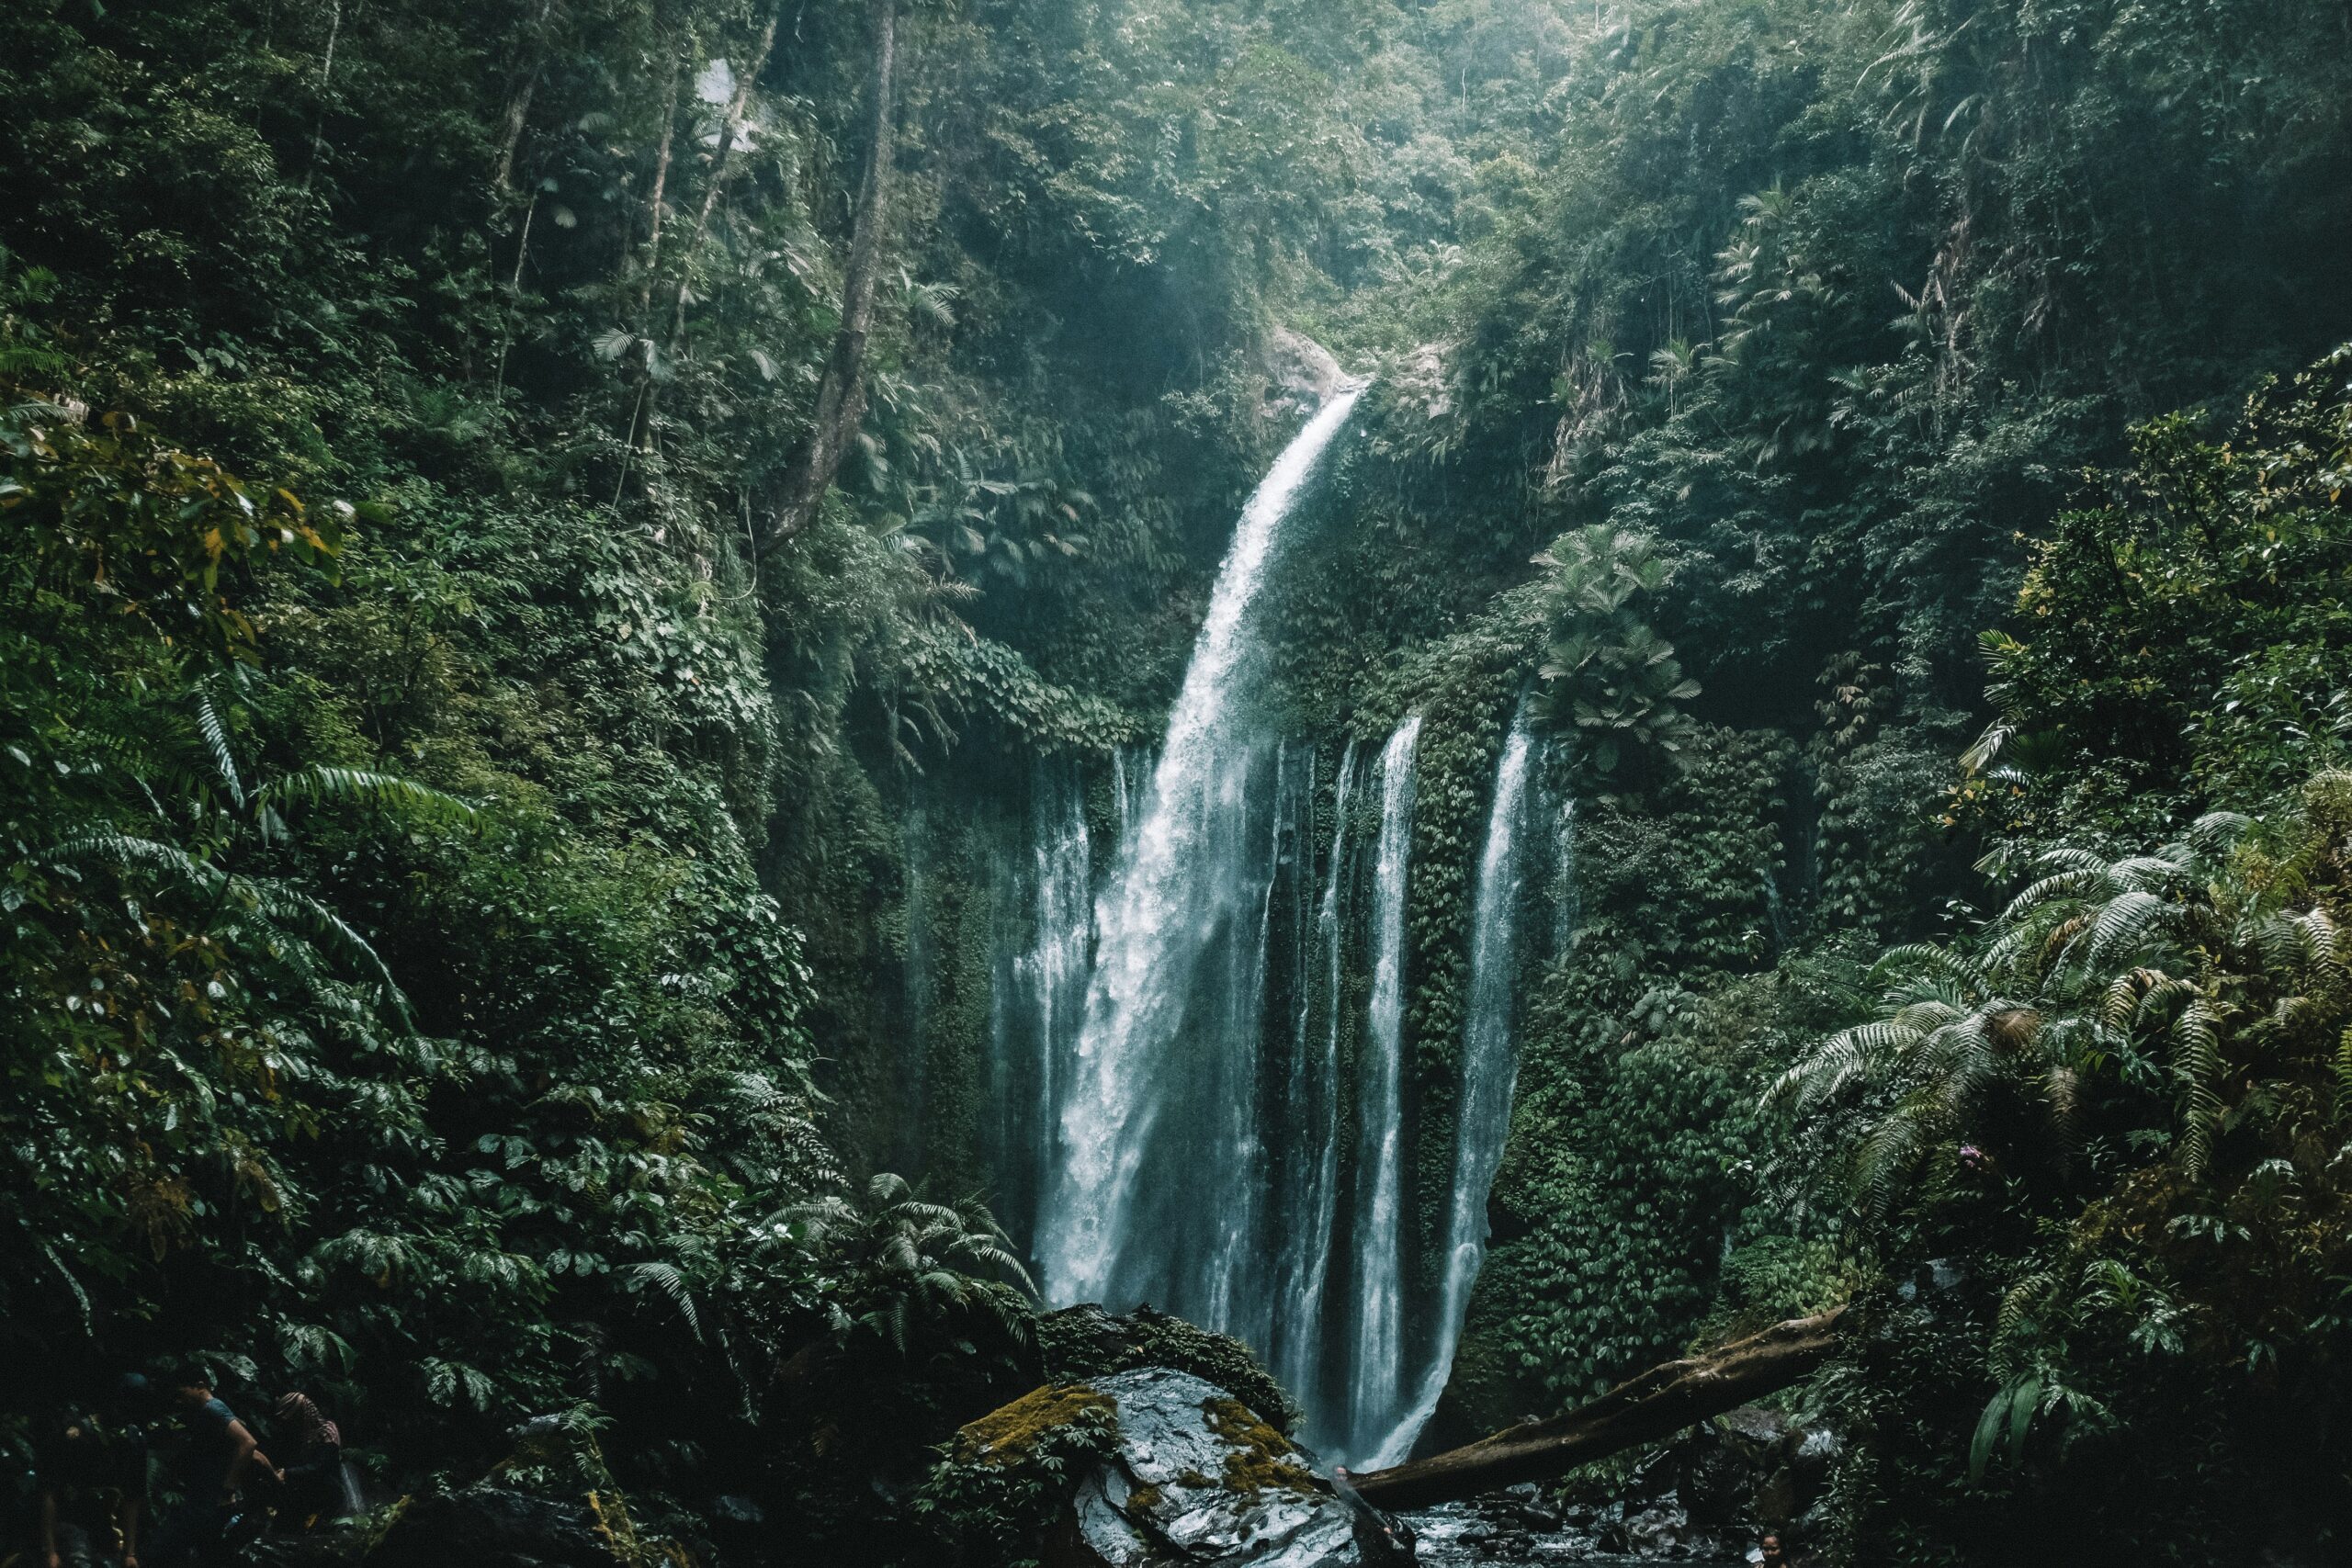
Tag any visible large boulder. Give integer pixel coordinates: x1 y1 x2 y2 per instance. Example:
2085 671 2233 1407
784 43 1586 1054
943 1367 1409 1568
1261 327 1348 407
1039 1304 1304 1436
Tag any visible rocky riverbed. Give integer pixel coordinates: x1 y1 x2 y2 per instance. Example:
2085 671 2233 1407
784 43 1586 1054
1402 1492 1747 1566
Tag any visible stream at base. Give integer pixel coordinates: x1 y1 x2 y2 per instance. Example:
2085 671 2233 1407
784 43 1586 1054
1403 1495 1746 1567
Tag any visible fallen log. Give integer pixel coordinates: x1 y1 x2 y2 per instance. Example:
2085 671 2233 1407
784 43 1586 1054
1347 1306 1845 1511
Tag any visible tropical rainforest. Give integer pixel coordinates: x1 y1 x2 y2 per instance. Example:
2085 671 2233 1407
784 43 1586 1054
4 1 2351 1565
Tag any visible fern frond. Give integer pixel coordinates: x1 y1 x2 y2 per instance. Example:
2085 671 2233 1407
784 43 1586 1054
2081 889 2170 970
257 766 479 829
2187 811 2254 854
2105 854 2187 892
43 833 226 892
628 1260 704 1340
196 692 245 810
2171 998 2228 1180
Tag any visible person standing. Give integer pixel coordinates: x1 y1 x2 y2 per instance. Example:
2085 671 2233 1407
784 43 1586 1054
144 1372 268 1568
266 1396 344 1528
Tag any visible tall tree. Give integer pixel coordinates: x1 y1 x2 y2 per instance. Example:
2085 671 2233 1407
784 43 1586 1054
765 0 898 547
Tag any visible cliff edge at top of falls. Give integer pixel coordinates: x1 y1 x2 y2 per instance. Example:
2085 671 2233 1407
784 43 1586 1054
937 1367 1413 1568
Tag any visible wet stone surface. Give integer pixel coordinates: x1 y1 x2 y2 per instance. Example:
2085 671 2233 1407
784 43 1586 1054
1401 1490 1744 1567
1057 1367 1409 1568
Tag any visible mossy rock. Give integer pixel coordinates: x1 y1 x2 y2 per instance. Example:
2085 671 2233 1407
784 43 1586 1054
954 1382 1120 1469
922 1365 1409 1566
1028 1367 1405 1567
1037 1303 1304 1436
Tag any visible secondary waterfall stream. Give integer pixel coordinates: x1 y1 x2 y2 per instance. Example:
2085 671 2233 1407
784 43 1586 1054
1347 716 1421 1452
1377 707 1536 1464
965 383 1548 1462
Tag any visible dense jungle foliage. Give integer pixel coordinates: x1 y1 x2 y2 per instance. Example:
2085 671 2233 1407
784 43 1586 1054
5 0 2352 1563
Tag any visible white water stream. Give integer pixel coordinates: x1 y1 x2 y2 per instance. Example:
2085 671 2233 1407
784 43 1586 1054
1347 714 1422 1452
1038 385 1367 1317
965 385 1548 1461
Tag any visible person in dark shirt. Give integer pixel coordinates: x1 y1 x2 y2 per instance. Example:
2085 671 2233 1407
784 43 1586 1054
143 1373 268 1568
266 1396 345 1528
33 1379 150 1568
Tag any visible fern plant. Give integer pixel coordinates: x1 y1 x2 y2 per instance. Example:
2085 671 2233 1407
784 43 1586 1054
788 1171 1035 1363
1780 778 2352 1220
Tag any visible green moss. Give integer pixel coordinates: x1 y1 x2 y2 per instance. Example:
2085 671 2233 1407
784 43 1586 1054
1203 1398 1317 1496
953 1382 1117 1468
920 1382 1123 1567
1038 1304 1304 1433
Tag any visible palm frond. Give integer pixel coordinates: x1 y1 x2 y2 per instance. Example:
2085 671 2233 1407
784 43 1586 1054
242 881 414 1025
43 833 226 893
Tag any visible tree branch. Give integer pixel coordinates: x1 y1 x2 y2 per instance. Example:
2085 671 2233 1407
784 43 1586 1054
1348 1307 1845 1512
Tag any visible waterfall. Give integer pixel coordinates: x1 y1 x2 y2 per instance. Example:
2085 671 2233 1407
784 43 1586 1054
1345 714 1422 1458
1374 710 1537 1465
1555 791 1581 958
983 763 1095 1242
1271 739 1359 1414
1026 764 1095 1235
899 798 933 1175
1038 385 1367 1324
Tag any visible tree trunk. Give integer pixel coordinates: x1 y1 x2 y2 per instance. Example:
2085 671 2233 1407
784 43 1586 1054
492 0 559 194
636 49 684 313
763 0 899 549
1347 1307 1845 1512
662 3 784 353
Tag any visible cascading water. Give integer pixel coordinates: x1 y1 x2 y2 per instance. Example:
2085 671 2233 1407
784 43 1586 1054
1346 715 1422 1458
1554 791 1581 958
974 385 1557 1461
1037 385 1367 1329
987 761 1095 1237
1375 708 1536 1464
1270 739 1359 1414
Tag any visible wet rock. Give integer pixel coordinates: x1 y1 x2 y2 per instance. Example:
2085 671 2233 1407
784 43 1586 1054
703 1494 763 1560
1714 1406 1790 1454
1039 1303 1303 1436
1494 1483 1559 1533
1681 1428 1758 1529
1894 1258 1968 1305
250 1527 366 1568
1021 1367 1408 1568
1261 327 1347 407
369 1487 618 1568
1621 1499 1686 1555
1751 1464 1799 1531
